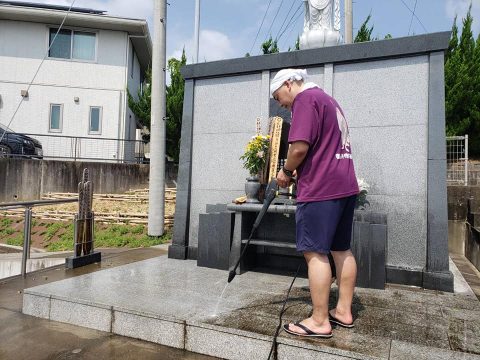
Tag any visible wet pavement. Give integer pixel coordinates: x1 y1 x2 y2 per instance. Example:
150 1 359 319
19 252 480 360
0 246 218 360
452 253 480 301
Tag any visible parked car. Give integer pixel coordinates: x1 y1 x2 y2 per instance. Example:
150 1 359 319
0 123 43 159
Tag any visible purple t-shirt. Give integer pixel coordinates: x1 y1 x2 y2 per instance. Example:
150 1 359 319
288 87 359 202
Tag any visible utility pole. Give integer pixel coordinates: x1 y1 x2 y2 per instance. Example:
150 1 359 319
148 0 167 236
193 0 200 63
345 0 353 44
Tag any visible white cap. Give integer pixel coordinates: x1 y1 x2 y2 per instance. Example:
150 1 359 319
270 68 308 96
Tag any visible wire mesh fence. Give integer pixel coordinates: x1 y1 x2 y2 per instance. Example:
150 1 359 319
22 133 147 164
446 135 468 185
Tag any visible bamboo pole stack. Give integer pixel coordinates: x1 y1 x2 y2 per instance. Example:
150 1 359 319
1 188 176 227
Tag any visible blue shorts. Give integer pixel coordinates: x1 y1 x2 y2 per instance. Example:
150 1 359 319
295 195 356 254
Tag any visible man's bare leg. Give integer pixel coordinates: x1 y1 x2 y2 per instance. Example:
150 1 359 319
287 252 332 335
330 249 357 325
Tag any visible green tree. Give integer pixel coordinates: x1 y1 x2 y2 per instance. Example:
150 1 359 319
127 68 151 130
446 16 459 60
354 15 391 43
166 49 187 162
261 36 279 54
445 6 478 147
471 34 480 155
445 16 470 136
127 50 187 162
354 14 374 43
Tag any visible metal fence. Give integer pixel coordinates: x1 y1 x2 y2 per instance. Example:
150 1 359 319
446 135 469 185
23 133 147 164
0 198 78 278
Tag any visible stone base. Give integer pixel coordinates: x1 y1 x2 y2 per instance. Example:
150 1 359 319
423 270 454 292
65 251 101 269
168 244 188 260
187 246 198 260
386 266 423 287
386 266 455 292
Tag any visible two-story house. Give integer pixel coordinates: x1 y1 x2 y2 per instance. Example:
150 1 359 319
0 1 152 162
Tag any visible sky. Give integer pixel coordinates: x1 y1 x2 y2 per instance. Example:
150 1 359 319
8 0 480 63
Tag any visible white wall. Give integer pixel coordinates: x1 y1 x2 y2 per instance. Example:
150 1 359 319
124 41 143 161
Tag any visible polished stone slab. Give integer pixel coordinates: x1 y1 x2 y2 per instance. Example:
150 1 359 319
23 255 480 359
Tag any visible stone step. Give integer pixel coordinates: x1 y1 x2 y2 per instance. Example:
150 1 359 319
22 256 480 360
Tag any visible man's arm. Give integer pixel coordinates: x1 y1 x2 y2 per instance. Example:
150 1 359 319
276 140 309 188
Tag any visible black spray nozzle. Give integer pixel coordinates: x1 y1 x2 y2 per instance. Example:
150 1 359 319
227 178 278 284
227 270 236 283
252 179 278 228
265 178 279 201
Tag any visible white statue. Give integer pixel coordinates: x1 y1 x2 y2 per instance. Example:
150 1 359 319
299 0 341 49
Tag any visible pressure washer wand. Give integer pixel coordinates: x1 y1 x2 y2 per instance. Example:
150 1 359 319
227 179 278 283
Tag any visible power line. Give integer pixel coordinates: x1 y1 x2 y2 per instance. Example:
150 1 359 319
0 0 77 144
280 6 304 49
281 11 304 49
248 0 273 54
408 0 417 35
399 0 427 33
278 2 303 43
264 0 285 42
274 0 297 41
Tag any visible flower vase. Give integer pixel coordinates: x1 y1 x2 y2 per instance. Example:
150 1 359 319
245 176 261 204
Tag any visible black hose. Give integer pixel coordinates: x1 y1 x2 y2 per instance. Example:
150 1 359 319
267 263 302 360
228 179 279 283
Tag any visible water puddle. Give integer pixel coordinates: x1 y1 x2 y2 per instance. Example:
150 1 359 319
0 258 64 279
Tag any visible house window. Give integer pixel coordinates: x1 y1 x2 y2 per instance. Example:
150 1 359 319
49 28 96 61
73 32 96 60
48 29 71 59
89 106 102 134
49 104 63 132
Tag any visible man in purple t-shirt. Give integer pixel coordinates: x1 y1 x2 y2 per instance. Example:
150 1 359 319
271 68 359 338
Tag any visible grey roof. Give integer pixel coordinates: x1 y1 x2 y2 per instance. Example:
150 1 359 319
0 1 106 14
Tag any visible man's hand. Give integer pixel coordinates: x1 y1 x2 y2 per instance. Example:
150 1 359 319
276 168 292 188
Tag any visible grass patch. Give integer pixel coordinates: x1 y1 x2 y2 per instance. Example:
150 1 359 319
0 218 15 237
44 222 66 241
0 218 13 227
44 223 170 251
131 225 145 235
6 234 23 247
94 224 170 248
46 224 74 252
0 228 15 237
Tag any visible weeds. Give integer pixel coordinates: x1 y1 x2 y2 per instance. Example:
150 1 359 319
44 222 67 241
6 234 23 247
0 218 13 227
1 217 170 251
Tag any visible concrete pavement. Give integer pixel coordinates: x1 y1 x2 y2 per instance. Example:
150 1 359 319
0 246 217 360
20 251 480 360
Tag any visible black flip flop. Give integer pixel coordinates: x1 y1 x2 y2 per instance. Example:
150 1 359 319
283 322 333 338
328 313 354 328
